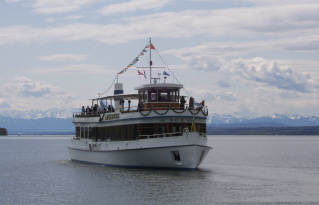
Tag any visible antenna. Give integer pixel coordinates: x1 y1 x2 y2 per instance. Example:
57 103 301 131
149 38 152 84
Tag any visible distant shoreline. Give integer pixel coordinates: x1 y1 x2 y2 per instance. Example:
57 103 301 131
207 126 319 135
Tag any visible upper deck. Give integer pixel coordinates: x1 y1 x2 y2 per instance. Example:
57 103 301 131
73 82 207 123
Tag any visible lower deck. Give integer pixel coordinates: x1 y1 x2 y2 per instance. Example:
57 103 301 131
75 122 206 142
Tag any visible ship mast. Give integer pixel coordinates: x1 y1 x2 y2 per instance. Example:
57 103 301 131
149 38 152 84
137 38 164 84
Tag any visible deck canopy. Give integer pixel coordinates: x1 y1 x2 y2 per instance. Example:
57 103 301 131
92 93 139 101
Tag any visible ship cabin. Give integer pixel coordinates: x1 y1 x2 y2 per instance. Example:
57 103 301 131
73 82 207 142
135 83 183 110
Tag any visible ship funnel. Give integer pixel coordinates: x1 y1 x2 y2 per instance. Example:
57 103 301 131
114 83 123 110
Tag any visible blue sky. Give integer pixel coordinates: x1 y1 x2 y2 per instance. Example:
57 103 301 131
1 0 319 117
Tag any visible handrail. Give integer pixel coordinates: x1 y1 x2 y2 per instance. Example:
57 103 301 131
138 132 183 139
73 105 208 118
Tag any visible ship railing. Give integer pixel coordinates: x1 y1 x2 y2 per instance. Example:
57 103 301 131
73 104 208 118
139 132 183 139
73 112 102 117
73 109 124 117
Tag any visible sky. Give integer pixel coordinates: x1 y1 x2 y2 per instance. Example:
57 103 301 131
1 0 319 117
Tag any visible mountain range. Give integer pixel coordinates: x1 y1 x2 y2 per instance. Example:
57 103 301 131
1 109 319 135
207 113 319 127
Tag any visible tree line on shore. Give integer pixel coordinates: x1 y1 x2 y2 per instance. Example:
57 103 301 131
0 128 7 135
207 126 319 135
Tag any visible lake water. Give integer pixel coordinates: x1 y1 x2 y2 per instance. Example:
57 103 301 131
0 135 318 204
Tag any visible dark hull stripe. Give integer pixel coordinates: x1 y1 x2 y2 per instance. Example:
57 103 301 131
68 144 212 152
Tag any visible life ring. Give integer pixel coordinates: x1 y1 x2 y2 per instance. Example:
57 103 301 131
183 128 189 133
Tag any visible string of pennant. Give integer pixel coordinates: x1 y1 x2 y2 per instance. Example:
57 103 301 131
118 43 155 75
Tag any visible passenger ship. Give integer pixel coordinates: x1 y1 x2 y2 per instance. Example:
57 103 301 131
68 39 212 170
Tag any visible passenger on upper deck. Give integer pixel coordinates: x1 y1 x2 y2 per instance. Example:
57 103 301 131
196 100 205 110
81 106 85 115
93 104 98 113
200 100 205 107
86 106 90 114
180 96 186 110
128 100 131 111
121 100 125 111
189 97 194 110
138 101 144 111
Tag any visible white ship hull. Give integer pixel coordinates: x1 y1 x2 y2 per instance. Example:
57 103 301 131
68 132 211 170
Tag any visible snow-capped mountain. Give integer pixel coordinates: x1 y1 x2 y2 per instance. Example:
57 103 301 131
208 113 319 127
0 108 79 119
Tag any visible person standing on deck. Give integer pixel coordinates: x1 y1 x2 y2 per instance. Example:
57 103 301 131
180 96 186 110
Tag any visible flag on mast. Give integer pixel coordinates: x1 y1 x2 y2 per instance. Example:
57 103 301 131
163 71 170 76
150 43 156 49
137 70 144 75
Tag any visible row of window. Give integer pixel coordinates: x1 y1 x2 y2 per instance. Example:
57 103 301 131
139 88 180 103
76 123 206 141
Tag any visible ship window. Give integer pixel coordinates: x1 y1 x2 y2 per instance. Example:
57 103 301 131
151 93 157 101
100 127 106 141
148 89 158 102
157 123 168 134
139 91 143 103
172 123 182 133
80 127 85 138
115 126 121 141
106 126 111 141
159 92 167 101
88 127 92 139
170 90 175 102
130 124 138 140
110 126 115 141
92 127 96 140
76 127 80 137
198 123 206 133
143 90 148 102
121 125 126 141
84 127 88 138
141 123 154 135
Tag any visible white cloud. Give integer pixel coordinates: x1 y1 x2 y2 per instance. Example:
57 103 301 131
0 76 80 110
29 64 109 73
246 86 319 115
1 4 319 44
32 0 100 14
98 0 173 15
164 35 319 60
216 80 230 88
188 88 238 102
3 76 70 98
163 38 319 94
38 54 88 62
222 58 318 93
65 15 83 20
245 0 319 6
